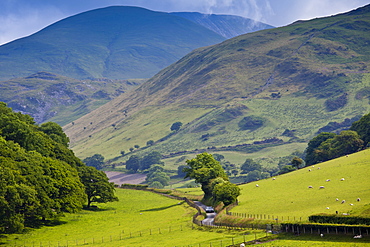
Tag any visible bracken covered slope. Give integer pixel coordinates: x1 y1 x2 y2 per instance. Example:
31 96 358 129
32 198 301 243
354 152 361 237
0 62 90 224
64 5 370 160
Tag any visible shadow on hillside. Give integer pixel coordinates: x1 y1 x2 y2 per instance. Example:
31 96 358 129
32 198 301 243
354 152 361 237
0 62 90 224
140 202 183 212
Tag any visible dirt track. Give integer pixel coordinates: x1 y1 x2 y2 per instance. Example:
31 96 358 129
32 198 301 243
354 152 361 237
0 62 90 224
104 171 146 185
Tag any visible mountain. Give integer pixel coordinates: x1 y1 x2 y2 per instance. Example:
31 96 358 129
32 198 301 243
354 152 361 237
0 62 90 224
64 5 370 160
0 6 272 81
0 72 145 125
170 12 274 39
0 6 226 81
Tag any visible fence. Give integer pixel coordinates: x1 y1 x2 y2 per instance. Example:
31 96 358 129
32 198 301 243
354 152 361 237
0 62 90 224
8 224 193 247
281 223 370 236
226 211 307 223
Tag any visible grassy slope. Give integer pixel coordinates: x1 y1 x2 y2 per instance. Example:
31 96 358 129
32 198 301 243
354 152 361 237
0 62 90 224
232 149 370 219
2 189 265 247
0 6 226 81
64 5 370 162
0 72 145 125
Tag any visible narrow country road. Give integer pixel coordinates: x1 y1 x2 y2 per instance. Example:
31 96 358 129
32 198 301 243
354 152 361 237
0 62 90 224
194 201 217 226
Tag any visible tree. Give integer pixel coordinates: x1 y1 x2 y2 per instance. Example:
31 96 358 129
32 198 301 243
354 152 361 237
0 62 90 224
39 122 70 147
213 181 240 206
83 154 105 170
320 130 363 160
350 113 370 146
183 153 228 201
141 151 163 170
120 150 125 156
245 170 262 182
79 166 118 208
146 140 154 146
177 165 187 177
170 122 182 132
145 164 170 188
212 153 225 161
280 165 296 174
240 158 262 174
291 157 303 169
305 132 336 166
129 147 134 152
125 155 141 172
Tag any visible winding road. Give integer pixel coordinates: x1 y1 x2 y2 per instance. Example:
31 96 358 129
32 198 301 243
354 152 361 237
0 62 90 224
194 201 217 226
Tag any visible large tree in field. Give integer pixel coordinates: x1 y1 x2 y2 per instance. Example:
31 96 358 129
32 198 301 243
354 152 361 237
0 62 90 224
183 153 229 201
79 166 118 208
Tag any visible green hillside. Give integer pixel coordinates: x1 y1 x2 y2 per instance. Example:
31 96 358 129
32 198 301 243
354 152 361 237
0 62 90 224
64 4 370 162
0 72 145 125
232 148 370 219
0 6 227 80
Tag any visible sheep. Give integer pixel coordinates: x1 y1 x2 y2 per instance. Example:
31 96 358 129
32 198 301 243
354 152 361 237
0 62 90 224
319 186 325 189
240 243 246 247
255 184 259 187
340 178 345 181
350 203 354 206
357 198 361 202
326 179 330 182
336 198 339 201
341 200 346 204
318 167 321 170
320 233 324 237
308 186 313 189
326 207 330 209
308 169 311 172
272 177 276 180
354 235 362 239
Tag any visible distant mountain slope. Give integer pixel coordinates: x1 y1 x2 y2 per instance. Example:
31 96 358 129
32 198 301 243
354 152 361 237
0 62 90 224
0 6 226 81
170 12 274 39
64 5 370 160
0 72 144 125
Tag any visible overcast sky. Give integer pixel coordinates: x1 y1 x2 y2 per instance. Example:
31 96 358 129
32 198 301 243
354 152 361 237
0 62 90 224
0 0 369 45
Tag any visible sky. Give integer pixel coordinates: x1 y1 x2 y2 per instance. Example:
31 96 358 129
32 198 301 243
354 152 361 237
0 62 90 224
0 0 369 45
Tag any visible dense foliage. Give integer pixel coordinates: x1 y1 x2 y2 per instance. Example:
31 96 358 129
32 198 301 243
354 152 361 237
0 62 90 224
183 153 239 205
0 102 117 233
305 112 370 166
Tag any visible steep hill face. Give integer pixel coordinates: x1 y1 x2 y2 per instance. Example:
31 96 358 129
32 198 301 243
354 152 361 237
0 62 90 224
170 12 274 39
0 72 144 125
64 5 370 160
0 6 226 81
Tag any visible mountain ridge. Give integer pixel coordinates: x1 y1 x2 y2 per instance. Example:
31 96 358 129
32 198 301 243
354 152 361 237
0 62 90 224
63 4 370 160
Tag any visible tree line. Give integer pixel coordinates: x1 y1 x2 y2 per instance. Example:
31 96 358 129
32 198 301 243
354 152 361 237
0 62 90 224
0 102 118 233
304 112 370 166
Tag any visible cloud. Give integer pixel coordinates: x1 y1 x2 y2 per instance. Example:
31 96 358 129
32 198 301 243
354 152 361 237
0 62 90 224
0 4 65 45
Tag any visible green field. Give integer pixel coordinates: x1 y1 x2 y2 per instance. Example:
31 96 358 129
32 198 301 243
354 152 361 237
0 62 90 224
2 189 264 247
232 149 370 220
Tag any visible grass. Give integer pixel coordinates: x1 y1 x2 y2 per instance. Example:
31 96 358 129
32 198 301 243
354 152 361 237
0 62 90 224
231 149 370 220
2 189 264 247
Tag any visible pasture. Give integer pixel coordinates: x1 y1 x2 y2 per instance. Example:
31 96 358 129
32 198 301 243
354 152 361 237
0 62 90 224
2 189 264 247
232 149 370 220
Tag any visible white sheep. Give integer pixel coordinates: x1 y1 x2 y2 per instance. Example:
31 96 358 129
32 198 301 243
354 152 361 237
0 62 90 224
240 243 246 247
326 207 330 209
336 198 339 201
255 184 259 187
350 203 354 206
341 200 345 204
354 235 362 239
319 186 325 189
308 186 313 189
326 179 330 182
308 169 311 172
340 178 345 181
272 177 276 180
357 198 361 202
